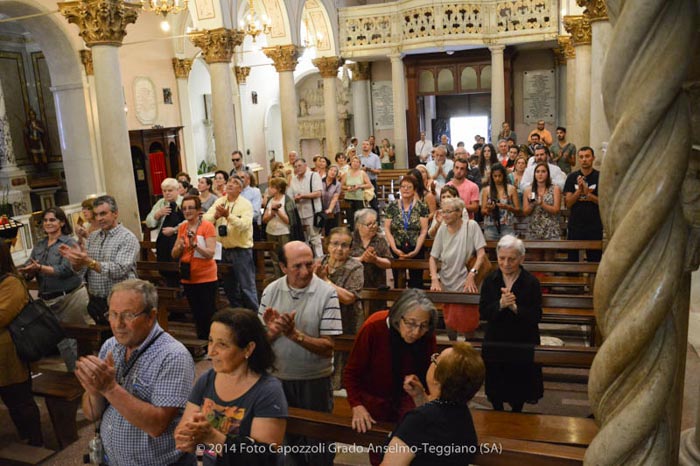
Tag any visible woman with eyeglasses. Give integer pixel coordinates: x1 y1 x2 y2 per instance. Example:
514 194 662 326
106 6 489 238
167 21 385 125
381 342 484 466
350 209 392 290
344 289 437 465
429 197 487 341
172 195 218 340
342 154 373 230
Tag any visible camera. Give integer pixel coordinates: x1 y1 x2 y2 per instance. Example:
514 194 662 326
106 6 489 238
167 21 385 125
169 201 177 211
529 192 536 201
187 229 196 240
218 224 228 237
84 432 105 465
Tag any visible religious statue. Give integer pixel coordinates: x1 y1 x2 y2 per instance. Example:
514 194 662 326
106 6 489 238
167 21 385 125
23 109 49 173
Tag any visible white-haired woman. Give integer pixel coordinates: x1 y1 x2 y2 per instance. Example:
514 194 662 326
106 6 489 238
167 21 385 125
350 209 392 289
429 197 487 340
479 235 543 412
145 177 184 286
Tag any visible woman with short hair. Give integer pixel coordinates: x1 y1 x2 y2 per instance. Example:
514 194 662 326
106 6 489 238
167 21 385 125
76 198 99 242
342 154 373 230
479 235 543 412
322 165 342 235
145 177 185 286
213 170 228 197
350 209 392 289
262 177 300 278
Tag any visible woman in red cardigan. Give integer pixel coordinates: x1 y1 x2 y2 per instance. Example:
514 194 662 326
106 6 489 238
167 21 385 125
344 289 437 464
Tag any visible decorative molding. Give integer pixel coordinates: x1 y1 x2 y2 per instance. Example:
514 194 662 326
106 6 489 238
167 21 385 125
312 56 343 78
576 0 608 22
79 49 93 75
59 0 140 47
564 15 592 47
263 45 298 73
172 58 192 79
234 66 250 84
347 62 370 81
556 35 575 63
189 28 244 64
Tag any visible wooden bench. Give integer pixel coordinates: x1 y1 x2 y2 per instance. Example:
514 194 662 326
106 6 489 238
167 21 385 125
484 239 603 263
61 323 112 356
286 396 595 465
31 370 84 449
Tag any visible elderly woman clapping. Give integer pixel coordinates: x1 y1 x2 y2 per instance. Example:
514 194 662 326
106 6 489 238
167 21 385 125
479 235 543 412
382 342 485 466
350 209 392 290
145 178 184 286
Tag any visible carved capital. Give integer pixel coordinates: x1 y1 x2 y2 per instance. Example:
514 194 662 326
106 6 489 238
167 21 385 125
263 45 298 72
348 62 370 81
59 0 139 47
557 35 576 61
564 15 592 46
234 66 250 84
172 58 192 79
189 28 244 64
79 49 93 75
312 56 343 79
576 0 608 22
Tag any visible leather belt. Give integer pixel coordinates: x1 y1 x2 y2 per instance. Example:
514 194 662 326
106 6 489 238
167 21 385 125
40 284 83 300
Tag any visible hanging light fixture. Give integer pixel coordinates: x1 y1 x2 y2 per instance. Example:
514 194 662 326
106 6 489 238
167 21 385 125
141 0 189 18
240 0 271 42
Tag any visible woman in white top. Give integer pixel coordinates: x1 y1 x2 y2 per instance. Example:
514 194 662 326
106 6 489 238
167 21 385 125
197 177 218 212
262 177 291 278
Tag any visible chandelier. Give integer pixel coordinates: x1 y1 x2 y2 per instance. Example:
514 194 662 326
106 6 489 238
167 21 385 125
240 0 271 42
141 0 189 18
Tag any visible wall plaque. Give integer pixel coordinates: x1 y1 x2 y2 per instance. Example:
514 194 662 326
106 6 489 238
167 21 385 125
133 76 158 125
523 70 555 124
371 81 394 130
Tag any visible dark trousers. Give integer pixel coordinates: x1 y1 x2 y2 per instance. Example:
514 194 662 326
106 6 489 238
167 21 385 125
345 200 365 230
392 246 425 289
369 179 379 215
182 281 218 340
221 247 259 311
567 225 603 262
0 378 43 446
281 377 335 466
323 214 340 237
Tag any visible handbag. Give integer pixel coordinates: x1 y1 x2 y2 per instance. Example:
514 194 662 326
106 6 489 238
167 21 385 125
2 275 65 362
310 173 326 229
363 185 376 205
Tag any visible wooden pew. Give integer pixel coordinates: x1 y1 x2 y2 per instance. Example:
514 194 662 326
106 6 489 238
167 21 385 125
60 323 112 356
484 239 603 262
31 370 84 449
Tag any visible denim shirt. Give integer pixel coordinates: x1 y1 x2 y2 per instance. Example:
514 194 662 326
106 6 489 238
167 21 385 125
27 235 83 295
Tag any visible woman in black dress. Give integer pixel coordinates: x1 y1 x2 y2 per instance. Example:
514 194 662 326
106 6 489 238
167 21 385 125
479 234 543 412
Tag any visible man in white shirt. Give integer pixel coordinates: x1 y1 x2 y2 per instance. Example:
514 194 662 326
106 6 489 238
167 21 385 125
289 158 324 257
415 131 432 164
426 146 454 189
520 145 567 192
497 139 509 165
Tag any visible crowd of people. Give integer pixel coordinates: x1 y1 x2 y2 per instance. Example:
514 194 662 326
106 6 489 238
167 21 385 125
0 122 603 465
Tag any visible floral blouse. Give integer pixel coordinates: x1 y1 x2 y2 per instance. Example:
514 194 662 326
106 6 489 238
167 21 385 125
385 199 429 249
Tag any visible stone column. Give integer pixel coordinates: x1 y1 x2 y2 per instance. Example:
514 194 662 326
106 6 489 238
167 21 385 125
172 58 198 178
79 49 105 193
489 44 506 143
580 0 612 165
0 75 31 214
585 0 697 464
564 15 592 147
313 56 343 156
561 37 577 144
553 38 568 126
233 66 249 162
190 28 243 172
348 62 371 142
680 378 700 465
60 0 142 236
389 52 408 168
263 45 299 159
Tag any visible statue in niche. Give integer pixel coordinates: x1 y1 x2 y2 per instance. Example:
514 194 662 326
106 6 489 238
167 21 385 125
299 99 309 117
23 109 50 174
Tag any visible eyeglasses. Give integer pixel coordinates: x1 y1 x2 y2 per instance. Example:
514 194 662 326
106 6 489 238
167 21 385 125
104 309 150 323
329 241 351 249
430 352 440 365
232 158 241 162
182 206 198 211
443 208 460 214
360 222 377 228
401 317 430 332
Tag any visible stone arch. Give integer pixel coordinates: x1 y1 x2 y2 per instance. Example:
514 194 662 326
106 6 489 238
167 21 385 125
295 0 338 55
238 0 293 46
0 0 103 201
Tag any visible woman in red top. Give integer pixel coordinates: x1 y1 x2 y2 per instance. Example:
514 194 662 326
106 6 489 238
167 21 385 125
344 289 437 465
172 195 218 339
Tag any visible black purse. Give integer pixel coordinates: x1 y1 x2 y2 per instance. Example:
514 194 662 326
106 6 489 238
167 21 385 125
3 275 65 362
310 173 326 229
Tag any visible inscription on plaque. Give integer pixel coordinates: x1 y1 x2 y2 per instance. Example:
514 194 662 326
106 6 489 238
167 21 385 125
371 81 394 130
523 70 555 124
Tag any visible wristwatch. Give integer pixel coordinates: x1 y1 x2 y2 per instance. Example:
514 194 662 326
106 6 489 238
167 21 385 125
295 332 305 343
88 259 98 270
469 268 478 275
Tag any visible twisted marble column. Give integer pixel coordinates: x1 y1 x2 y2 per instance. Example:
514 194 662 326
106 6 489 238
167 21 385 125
586 1 697 464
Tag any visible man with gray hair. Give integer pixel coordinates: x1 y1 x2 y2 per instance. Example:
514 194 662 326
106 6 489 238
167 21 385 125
288 157 324 257
60 195 139 325
75 279 195 466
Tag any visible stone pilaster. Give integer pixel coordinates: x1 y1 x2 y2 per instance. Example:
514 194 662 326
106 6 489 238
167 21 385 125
489 45 506 144
565 15 592 146
79 49 93 75
313 56 344 155
172 58 192 79
172 58 197 177
264 45 299 157
389 52 407 168
234 66 250 85
190 28 244 64
59 0 142 236
349 62 372 141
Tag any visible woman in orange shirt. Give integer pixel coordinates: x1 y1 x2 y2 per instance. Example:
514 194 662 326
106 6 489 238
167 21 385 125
172 195 218 339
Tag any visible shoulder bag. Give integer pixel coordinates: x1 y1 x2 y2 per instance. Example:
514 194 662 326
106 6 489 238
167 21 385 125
310 172 327 229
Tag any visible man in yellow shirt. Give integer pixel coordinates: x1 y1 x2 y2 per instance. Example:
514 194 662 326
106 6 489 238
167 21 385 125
528 120 553 147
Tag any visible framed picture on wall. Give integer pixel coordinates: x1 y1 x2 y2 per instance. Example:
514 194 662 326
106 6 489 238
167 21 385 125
195 0 215 20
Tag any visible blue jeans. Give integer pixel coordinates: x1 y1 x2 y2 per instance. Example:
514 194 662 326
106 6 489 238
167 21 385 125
221 247 259 311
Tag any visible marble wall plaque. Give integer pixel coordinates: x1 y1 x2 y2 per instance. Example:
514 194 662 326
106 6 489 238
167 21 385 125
523 70 555 124
133 76 158 125
371 80 394 130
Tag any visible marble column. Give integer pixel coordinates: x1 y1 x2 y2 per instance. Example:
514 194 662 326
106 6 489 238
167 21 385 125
565 15 592 147
313 56 343 156
263 45 299 159
553 38 568 126
0 74 30 213
348 62 371 142
79 49 105 192
561 37 577 146
190 28 243 172
389 52 408 168
60 0 142 236
680 378 700 465
489 45 506 143
233 66 249 163
172 58 198 178
585 0 697 464
580 0 612 165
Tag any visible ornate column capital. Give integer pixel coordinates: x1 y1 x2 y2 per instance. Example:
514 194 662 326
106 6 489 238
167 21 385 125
576 0 608 22
189 28 244 64
59 0 139 47
556 35 576 62
564 15 592 46
172 58 192 79
79 49 93 75
312 56 343 79
488 44 506 54
348 62 370 81
263 45 298 72
234 66 250 84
